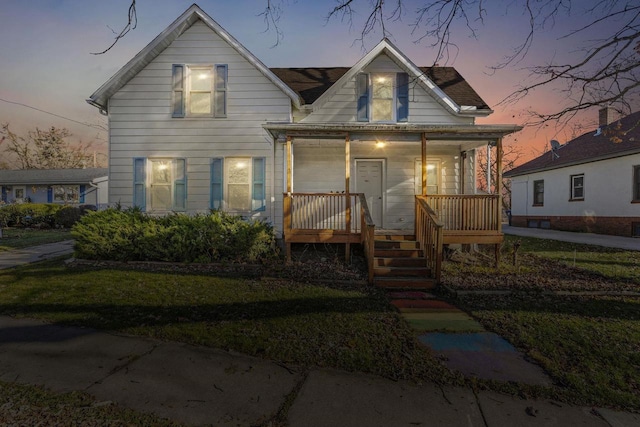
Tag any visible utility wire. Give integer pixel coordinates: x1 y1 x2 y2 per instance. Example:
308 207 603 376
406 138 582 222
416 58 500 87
0 97 107 132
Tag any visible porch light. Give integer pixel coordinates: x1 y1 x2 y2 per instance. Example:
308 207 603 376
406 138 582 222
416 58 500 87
375 141 386 148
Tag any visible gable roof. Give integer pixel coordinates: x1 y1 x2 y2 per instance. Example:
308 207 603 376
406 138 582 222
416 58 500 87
0 168 108 185
270 66 489 109
87 4 301 112
295 39 492 117
505 111 640 177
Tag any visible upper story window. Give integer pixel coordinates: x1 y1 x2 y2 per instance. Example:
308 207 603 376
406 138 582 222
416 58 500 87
533 180 544 206
357 72 409 123
172 64 227 118
633 165 640 202
570 174 584 201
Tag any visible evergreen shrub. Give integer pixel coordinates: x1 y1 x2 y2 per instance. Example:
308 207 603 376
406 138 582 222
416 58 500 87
71 208 276 263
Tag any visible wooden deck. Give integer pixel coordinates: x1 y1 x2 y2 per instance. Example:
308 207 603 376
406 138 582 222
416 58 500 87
283 193 504 283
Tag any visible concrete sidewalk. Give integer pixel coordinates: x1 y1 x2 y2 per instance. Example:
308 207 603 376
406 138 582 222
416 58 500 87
1 316 638 426
503 225 640 251
0 240 74 269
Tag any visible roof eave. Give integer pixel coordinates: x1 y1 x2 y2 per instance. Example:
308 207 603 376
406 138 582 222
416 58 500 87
87 5 302 113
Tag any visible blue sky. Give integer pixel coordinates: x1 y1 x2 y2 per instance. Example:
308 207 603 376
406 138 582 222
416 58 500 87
0 0 612 162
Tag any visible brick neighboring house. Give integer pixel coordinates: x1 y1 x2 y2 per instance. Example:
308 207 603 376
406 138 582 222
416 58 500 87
505 108 640 237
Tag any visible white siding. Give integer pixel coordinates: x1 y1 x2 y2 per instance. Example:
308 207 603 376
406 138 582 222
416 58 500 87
108 20 291 222
509 153 640 218
300 54 473 125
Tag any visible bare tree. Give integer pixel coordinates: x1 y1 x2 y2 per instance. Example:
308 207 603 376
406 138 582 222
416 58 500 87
1 124 98 170
476 142 524 210
107 1 639 128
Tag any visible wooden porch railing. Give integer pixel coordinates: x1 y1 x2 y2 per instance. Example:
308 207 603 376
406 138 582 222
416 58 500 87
359 194 376 284
426 194 501 232
415 196 444 283
283 193 367 263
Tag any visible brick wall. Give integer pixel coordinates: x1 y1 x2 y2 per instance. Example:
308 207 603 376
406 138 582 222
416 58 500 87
510 215 639 237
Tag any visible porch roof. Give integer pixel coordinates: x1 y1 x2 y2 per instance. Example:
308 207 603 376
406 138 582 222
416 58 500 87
263 122 522 142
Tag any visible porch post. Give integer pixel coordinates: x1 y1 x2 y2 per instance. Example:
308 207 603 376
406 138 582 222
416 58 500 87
495 137 504 267
460 151 466 195
421 133 427 196
345 133 351 262
285 136 292 262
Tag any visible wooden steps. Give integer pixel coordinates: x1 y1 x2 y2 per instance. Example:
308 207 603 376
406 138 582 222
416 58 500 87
372 235 435 290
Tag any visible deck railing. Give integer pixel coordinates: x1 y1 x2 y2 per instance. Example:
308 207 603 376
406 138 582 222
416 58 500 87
285 193 362 233
426 194 501 232
359 194 376 284
415 196 444 282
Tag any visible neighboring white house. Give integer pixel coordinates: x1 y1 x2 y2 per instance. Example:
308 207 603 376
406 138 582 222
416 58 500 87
87 4 521 280
0 168 109 208
505 108 640 238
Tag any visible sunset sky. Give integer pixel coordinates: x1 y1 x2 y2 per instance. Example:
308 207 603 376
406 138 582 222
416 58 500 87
0 0 617 167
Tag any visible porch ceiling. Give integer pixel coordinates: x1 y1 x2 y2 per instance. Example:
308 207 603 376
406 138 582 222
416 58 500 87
263 122 522 143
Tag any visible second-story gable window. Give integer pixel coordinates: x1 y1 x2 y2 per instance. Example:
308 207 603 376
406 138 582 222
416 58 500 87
357 72 409 123
172 64 227 118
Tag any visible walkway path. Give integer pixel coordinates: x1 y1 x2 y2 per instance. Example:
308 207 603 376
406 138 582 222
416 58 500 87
1 315 637 426
503 225 640 251
0 240 74 269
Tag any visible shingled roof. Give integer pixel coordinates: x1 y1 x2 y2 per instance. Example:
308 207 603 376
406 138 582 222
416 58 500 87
0 168 108 185
505 111 640 177
269 66 490 109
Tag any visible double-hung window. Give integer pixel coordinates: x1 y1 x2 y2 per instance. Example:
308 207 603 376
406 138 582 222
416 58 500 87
533 180 544 206
211 157 266 212
133 158 186 212
50 185 83 203
570 174 584 200
172 64 227 118
357 72 409 122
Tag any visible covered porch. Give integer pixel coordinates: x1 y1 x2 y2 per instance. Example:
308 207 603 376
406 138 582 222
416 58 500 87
264 123 521 285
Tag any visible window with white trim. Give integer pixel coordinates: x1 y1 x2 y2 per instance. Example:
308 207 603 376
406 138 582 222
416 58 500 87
414 159 441 195
570 174 584 200
533 180 544 206
172 64 227 118
211 157 265 212
357 72 409 123
133 158 186 212
53 185 79 203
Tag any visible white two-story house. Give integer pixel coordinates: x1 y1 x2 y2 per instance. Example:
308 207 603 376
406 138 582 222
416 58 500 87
88 4 521 284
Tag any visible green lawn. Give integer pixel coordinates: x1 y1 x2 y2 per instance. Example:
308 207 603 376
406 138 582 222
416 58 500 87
443 237 640 410
0 228 72 251
0 260 457 385
505 235 640 283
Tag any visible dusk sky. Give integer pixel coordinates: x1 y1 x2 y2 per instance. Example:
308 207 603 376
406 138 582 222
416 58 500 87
0 0 617 166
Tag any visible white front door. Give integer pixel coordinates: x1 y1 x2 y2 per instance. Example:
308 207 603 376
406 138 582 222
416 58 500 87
356 160 384 227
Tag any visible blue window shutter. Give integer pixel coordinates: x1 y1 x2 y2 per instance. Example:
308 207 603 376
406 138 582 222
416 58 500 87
172 64 185 118
133 158 146 210
79 185 86 203
252 157 265 211
173 158 187 210
210 158 223 210
397 72 409 122
47 187 53 203
1 186 6 203
356 73 369 122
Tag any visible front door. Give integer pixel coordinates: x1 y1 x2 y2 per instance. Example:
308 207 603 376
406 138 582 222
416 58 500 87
356 160 384 227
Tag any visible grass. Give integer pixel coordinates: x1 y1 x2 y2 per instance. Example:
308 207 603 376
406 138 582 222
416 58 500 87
0 260 458 385
0 380 181 426
504 234 640 283
443 237 640 410
0 228 72 251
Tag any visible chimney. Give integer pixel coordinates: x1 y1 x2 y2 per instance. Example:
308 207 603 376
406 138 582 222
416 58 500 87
599 106 614 127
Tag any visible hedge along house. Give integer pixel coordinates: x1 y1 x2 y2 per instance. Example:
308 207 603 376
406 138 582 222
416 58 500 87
87 4 521 286
505 108 640 238
0 168 108 207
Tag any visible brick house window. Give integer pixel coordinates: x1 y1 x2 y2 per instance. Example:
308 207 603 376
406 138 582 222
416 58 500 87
633 165 640 202
571 174 584 200
533 180 544 206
